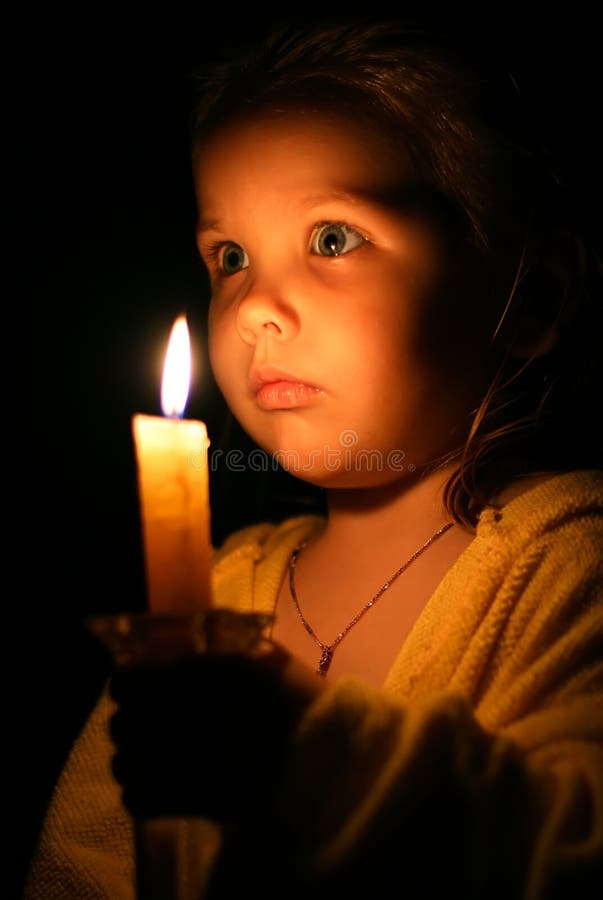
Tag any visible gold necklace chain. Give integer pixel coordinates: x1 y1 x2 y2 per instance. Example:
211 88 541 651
288 522 454 676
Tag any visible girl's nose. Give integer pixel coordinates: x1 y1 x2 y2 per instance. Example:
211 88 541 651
235 280 300 346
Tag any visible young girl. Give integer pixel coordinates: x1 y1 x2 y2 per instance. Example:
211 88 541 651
25 16 602 900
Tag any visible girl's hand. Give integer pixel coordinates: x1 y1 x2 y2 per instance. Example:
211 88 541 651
109 642 324 822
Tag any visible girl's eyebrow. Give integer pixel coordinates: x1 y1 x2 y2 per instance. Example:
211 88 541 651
300 190 360 209
197 183 438 239
197 217 223 235
196 188 385 237
197 191 360 233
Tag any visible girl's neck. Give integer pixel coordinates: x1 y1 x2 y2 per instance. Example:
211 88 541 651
317 462 463 559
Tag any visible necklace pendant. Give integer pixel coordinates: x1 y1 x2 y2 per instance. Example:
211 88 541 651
291 522 454 681
318 647 333 676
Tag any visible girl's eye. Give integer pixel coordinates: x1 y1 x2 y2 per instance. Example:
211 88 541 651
310 222 366 257
215 242 249 276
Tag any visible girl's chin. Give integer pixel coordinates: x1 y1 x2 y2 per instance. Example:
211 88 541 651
273 458 416 491
241 431 418 488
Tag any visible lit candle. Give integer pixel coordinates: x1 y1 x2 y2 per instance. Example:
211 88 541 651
131 315 212 613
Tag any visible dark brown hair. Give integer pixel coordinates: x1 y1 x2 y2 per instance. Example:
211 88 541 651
191 16 602 526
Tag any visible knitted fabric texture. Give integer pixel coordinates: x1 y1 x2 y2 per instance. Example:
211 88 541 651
24 470 603 899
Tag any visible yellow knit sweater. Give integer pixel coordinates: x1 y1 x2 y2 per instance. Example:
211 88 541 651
24 470 603 899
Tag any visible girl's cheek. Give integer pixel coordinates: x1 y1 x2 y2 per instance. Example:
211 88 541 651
208 288 236 332
209 274 248 317
208 333 234 397
208 311 232 359
208 304 233 361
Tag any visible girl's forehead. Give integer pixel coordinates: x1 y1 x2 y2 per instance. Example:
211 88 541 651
194 109 413 206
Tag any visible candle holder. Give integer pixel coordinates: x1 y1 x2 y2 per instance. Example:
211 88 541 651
85 607 274 900
86 607 273 666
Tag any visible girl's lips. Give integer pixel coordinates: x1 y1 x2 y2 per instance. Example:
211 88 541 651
255 381 324 410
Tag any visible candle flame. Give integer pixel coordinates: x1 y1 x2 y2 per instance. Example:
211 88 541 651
161 315 191 417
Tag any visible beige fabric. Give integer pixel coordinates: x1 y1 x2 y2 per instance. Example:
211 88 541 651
25 471 603 898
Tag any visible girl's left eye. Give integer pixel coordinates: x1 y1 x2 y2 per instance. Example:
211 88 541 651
309 223 366 257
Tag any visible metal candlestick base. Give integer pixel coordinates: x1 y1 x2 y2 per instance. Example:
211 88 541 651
85 607 273 666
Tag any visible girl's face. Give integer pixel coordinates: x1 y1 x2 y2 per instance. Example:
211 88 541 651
195 110 492 488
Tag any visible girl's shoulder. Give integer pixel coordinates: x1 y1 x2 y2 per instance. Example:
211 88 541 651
477 468 603 547
210 514 326 614
212 513 326 569
493 468 603 506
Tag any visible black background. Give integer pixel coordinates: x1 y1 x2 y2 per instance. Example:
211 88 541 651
15 7 602 894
